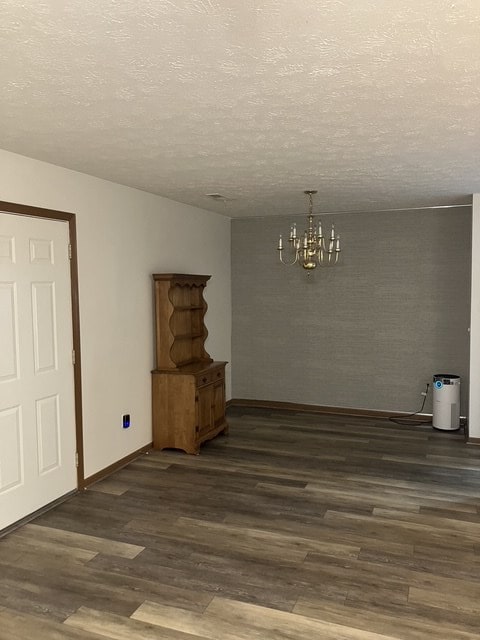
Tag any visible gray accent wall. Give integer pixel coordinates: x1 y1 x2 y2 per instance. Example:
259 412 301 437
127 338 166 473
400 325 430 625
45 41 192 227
232 207 471 414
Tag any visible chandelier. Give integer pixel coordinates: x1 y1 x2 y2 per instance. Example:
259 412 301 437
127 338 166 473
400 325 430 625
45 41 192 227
277 190 341 270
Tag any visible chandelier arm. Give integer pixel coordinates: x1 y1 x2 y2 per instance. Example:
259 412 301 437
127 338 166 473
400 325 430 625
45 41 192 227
279 251 299 266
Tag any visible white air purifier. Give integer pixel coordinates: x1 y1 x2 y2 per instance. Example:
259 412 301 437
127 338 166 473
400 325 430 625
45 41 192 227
432 374 460 431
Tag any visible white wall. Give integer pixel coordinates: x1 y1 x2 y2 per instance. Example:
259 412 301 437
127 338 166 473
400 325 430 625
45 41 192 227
469 194 480 438
0 149 231 477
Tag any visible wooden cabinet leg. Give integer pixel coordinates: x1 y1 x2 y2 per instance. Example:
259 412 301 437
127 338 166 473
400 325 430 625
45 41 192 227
183 445 200 455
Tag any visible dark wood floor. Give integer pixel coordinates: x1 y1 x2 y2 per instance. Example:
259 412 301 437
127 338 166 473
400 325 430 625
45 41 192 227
1 408 480 639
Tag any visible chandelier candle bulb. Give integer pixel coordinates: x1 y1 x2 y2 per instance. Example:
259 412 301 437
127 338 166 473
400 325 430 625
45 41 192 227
278 235 283 250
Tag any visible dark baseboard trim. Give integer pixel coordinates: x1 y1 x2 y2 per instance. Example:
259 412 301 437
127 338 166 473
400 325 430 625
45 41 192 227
467 437 480 445
2 443 154 535
228 398 432 420
0 489 77 539
82 443 153 489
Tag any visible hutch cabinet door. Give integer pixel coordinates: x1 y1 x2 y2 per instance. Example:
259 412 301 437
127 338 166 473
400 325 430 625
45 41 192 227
212 381 225 427
196 385 214 435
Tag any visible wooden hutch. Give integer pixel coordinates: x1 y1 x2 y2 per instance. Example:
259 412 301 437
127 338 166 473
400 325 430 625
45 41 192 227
151 273 228 454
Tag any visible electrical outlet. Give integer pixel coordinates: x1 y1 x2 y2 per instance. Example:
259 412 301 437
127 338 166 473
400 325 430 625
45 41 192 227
122 414 131 429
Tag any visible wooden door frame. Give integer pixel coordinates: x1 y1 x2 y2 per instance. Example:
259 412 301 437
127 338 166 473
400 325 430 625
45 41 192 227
0 200 85 488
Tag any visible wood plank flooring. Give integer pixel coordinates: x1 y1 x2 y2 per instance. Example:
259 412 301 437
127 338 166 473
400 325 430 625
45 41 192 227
1 408 480 639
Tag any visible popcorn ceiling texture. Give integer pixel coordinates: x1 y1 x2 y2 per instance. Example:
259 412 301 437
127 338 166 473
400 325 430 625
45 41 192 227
1 0 479 217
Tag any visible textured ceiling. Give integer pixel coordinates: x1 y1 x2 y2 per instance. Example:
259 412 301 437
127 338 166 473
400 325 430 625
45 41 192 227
1 1 480 217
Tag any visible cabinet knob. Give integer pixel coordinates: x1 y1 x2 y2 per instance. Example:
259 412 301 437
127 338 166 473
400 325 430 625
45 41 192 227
217 372 221 378
202 377 208 383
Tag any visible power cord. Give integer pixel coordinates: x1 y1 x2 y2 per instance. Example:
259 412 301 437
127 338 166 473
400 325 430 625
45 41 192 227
388 383 432 426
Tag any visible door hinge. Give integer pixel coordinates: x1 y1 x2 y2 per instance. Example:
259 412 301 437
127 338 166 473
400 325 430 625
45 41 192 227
68 244 72 260
72 349 76 365
75 452 79 467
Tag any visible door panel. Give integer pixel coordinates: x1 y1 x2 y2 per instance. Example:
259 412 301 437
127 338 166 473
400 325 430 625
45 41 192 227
0 405 23 492
36 394 61 474
0 282 19 381
212 381 225 427
32 281 58 373
0 213 77 530
196 385 213 435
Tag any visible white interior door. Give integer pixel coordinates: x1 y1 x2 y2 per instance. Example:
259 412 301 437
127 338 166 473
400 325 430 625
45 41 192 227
0 212 77 530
